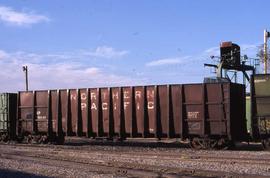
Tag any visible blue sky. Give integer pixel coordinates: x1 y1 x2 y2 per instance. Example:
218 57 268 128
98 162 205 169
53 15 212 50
0 0 268 91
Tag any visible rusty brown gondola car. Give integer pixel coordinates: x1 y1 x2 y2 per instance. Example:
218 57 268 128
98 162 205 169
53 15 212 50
17 82 247 148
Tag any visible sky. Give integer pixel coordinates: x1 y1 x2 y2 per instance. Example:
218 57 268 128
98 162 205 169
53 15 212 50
0 0 268 92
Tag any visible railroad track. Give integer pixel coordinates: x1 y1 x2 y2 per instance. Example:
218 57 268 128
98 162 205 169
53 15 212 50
0 147 245 178
0 151 183 178
1 143 270 177
1 142 270 167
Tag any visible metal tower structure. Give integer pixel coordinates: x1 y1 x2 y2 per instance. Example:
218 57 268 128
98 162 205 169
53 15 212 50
204 41 256 85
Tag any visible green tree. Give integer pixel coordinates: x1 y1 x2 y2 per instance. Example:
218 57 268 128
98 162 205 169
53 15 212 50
256 44 270 72
257 44 270 63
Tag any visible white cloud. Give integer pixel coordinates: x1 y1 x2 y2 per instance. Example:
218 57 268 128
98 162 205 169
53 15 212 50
0 6 50 26
203 46 220 56
241 44 259 57
145 56 190 67
85 67 100 75
0 49 145 92
204 43 260 58
0 46 129 63
0 50 8 59
241 44 257 51
84 46 129 59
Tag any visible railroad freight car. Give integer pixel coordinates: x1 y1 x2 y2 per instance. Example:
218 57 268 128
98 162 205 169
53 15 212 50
250 74 270 148
17 82 247 149
0 93 17 141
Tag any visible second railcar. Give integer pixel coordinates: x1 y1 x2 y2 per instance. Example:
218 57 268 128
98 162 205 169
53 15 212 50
250 74 270 148
17 82 247 148
0 93 17 141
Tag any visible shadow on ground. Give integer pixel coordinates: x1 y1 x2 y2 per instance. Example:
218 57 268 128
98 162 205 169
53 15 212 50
64 137 190 148
0 168 49 178
63 137 265 151
231 142 264 151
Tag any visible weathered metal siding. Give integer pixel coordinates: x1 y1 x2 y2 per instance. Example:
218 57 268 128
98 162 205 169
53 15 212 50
59 90 68 134
170 85 182 137
111 87 121 136
18 90 57 137
0 93 17 139
69 89 77 135
17 82 246 141
184 84 204 135
0 94 9 131
89 88 98 136
157 85 166 137
50 90 58 134
146 86 156 137
35 91 48 133
18 91 48 135
18 91 34 135
122 87 132 136
79 89 88 135
134 86 144 136
100 88 110 136
205 84 228 136
251 74 270 139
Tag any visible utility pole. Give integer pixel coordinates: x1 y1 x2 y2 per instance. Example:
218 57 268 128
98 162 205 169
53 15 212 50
22 65 29 91
264 29 270 74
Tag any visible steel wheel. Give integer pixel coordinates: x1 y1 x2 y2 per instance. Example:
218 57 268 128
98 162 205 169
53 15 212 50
2 134 9 142
190 138 204 149
262 139 270 150
190 138 218 149
26 135 33 144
